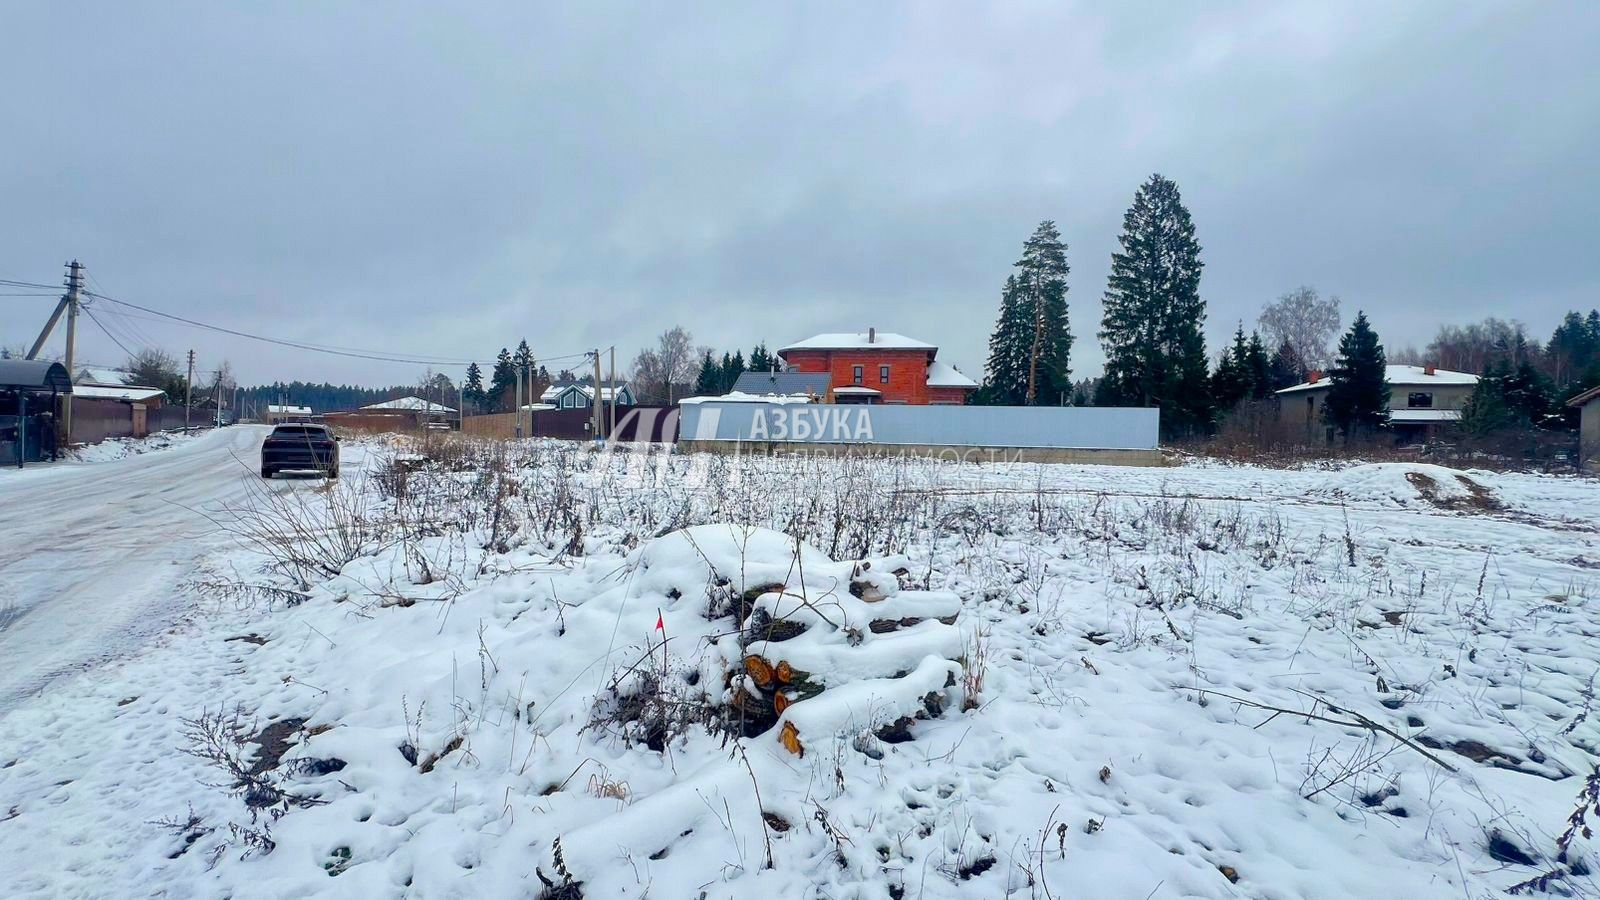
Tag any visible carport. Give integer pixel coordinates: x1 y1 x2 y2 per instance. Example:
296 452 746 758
0 359 72 467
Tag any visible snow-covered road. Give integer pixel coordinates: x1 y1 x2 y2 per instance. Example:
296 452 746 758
0 426 268 715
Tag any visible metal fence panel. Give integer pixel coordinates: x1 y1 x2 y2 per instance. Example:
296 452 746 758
678 402 1158 450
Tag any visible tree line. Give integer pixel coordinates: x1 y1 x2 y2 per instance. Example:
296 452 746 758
973 172 1600 445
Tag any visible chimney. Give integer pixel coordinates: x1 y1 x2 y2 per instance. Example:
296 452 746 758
868 327 876 344
1308 370 1323 384
1424 363 1436 376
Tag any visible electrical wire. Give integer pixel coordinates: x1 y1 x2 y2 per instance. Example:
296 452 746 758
83 305 136 358
0 278 61 291
87 301 161 351
83 289 595 368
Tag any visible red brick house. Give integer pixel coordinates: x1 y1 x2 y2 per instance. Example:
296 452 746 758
777 329 978 405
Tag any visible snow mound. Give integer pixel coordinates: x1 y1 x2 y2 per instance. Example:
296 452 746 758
70 429 200 463
1310 463 1501 510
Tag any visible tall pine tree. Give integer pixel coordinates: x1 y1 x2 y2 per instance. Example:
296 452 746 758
983 221 1073 405
1097 174 1212 436
1322 311 1390 440
1017 221 1072 404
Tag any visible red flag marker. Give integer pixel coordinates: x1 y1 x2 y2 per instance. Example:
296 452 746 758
655 612 664 631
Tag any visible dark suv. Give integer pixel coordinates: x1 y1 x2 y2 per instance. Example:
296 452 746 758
260 424 340 479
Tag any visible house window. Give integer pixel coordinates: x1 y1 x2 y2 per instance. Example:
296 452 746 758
852 365 863 385
1407 392 1433 409
879 364 890 384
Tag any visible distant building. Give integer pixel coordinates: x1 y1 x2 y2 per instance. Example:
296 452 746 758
265 404 315 424
361 396 456 416
539 380 635 409
1570 384 1600 472
1275 364 1478 441
777 329 978 405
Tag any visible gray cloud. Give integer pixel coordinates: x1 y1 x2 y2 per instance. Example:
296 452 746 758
3 2 1596 385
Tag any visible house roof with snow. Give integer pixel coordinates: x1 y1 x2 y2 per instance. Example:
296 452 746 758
1276 365 1478 395
680 391 816 405
72 384 165 403
541 381 632 403
730 371 831 397
74 366 139 387
266 404 313 415
362 396 456 413
926 360 978 389
779 331 937 353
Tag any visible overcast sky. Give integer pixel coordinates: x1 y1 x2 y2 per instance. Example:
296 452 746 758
3 2 1596 387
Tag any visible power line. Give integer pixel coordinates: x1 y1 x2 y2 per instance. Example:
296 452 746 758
0 279 61 291
83 289 595 369
83 306 136 358
85 300 161 350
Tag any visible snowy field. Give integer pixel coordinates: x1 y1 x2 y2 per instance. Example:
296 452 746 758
2 435 1600 899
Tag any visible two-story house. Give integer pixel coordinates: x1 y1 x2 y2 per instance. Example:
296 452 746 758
776 329 977 405
1276 364 1478 441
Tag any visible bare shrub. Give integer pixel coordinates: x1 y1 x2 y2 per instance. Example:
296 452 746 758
213 476 380 589
180 707 326 822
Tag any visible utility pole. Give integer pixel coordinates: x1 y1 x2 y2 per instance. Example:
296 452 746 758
28 261 86 445
214 370 223 428
185 350 195 431
61 261 83 446
514 364 523 439
591 349 603 441
608 346 616 438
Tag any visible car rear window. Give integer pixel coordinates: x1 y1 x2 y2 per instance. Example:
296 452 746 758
271 426 329 437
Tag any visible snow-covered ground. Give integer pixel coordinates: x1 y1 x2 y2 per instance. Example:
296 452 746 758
2 437 1599 899
0 426 273 711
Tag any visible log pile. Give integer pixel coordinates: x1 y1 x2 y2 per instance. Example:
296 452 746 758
729 558 965 756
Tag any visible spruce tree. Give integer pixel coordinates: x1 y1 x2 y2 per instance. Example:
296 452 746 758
489 348 515 411
1461 359 1515 435
1098 174 1212 436
982 275 1030 404
694 351 720 395
1210 324 1252 410
725 350 746 391
1503 358 1554 427
749 342 773 373
463 362 486 410
1246 332 1273 400
1322 311 1390 440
